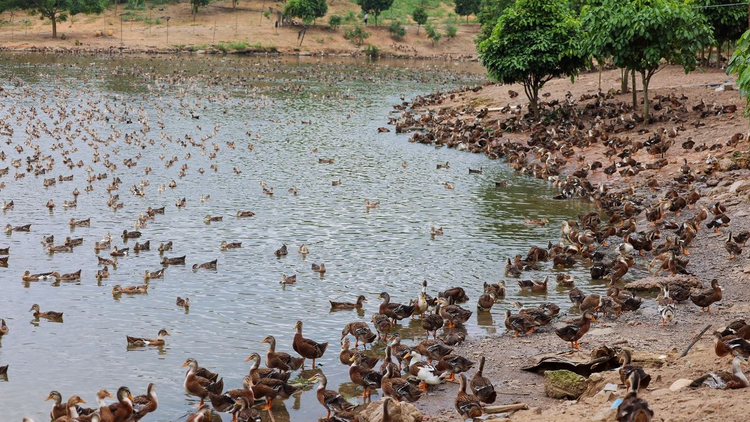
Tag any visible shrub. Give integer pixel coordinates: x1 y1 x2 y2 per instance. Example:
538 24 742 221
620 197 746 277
329 15 342 30
344 25 370 46
425 22 441 45
445 22 457 39
364 44 379 57
388 20 406 40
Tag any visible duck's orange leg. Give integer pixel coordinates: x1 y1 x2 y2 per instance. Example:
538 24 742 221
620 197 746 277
263 397 272 411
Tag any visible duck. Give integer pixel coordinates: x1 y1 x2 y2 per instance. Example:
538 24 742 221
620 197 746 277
341 321 377 349
311 263 326 273
617 372 653 422
618 349 651 390
46 391 67 420
430 226 444 237
131 383 158 420
110 246 128 257
388 333 412 370
292 320 328 368
245 353 291 384
133 241 150 252
122 230 141 239
470 356 496 404
220 241 242 251
249 372 297 410
477 292 496 311
378 292 415 322
51 395 87 422
455 374 482 419
555 311 596 349
51 270 81 282
439 287 469 303
231 397 262 422
407 351 447 390
186 404 212 422
713 331 750 360
204 215 223 223
261 335 303 372
330 295 367 310
280 274 297 285
29 304 63 320
112 284 148 295
690 357 749 389
365 200 380 209
192 259 217 270
414 340 453 362
725 232 743 259
556 274 575 287
298 244 309 254
176 297 190 309
0 319 7 336
157 241 173 253
372 313 393 341
437 297 472 328
144 268 165 280
21 271 54 281
47 244 73 253
690 279 722 313
126 329 170 346
275 244 288 257
5 223 31 233
382 364 422 402
79 389 113 422
436 354 475 382
207 375 256 413
98 256 117 267
349 354 383 399
413 282 430 318
505 309 535 337
236 211 255 218
108 386 135 422
308 373 355 418
161 255 185 266
182 358 223 407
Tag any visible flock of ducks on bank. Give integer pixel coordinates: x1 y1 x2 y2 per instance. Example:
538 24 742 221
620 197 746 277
391 85 750 421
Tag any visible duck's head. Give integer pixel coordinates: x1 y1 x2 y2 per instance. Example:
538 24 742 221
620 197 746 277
181 358 198 369
111 285 122 294
29 304 40 313
45 390 62 404
244 352 261 363
260 335 274 345
157 329 170 338
96 389 114 401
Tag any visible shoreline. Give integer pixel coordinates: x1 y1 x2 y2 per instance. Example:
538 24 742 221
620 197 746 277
394 66 750 421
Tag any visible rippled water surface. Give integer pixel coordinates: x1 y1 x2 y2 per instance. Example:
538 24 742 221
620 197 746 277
0 54 594 421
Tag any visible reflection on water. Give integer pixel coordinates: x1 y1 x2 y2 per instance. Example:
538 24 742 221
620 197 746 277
0 53 597 421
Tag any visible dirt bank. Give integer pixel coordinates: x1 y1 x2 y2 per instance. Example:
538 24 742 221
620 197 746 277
0 0 478 59
397 66 750 421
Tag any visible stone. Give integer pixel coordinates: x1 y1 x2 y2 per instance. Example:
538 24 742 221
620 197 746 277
544 370 589 399
358 399 423 422
669 378 694 392
591 407 616 421
650 388 671 397
729 180 750 194
719 158 734 172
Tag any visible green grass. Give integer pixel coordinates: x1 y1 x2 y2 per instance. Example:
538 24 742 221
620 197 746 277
214 41 277 53
356 0 455 24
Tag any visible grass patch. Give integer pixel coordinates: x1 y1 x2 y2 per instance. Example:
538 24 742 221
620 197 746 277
358 0 453 23
214 41 277 53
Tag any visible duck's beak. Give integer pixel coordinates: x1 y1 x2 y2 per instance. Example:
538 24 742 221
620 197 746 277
349 356 355 363
128 393 134 402
377 294 382 299
403 352 411 359
105 392 114 399
44 395 53 401
79 398 87 404
260 338 268 344
244 355 254 362
591 316 597 322
181 361 189 367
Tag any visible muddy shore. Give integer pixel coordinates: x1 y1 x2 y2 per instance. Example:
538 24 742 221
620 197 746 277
396 66 750 421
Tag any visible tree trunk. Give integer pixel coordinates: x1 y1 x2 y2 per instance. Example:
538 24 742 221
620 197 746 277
641 71 650 121
621 68 629 93
631 69 637 111
51 15 57 38
598 65 602 92
417 25 420 35
706 45 713 68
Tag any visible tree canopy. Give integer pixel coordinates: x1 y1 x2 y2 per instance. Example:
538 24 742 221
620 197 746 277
696 0 746 49
454 0 480 22
581 0 713 119
477 0 587 117
190 0 211 18
475 0 512 44
0 0 106 38
285 0 327 24
411 6 427 34
356 0 394 26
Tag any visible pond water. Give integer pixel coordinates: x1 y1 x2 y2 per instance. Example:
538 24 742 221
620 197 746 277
0 54 595 421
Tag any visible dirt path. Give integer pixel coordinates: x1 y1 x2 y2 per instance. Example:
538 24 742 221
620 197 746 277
401 66 750 421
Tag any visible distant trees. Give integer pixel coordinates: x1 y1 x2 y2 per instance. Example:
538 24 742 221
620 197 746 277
454 0 480 23
356 0 394 26
728 30 750 118
582 0 713 119
411 6 427 34
695 0 747 66
478 0 587 118
0 0 106 38
285 0 327 24
475 0 512 44
190 0 211 19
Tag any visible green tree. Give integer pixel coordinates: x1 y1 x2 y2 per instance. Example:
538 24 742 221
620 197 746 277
411 6 427 34
0 0 106 38
582 0 713 119
476 0 512 44
454 0 479 23
285 0 326 23
190 0 210 19
696 0 747 66
728 30 750 118
478 0 587 118
356 0 393 26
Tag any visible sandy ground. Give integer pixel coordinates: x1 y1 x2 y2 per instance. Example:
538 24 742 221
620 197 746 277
401 66 750 421
0 0 478 58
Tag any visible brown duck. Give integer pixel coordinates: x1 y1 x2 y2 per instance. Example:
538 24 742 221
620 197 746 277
555 311 596 349
261 335 303 372
292 320 328 368
690 279 722 313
